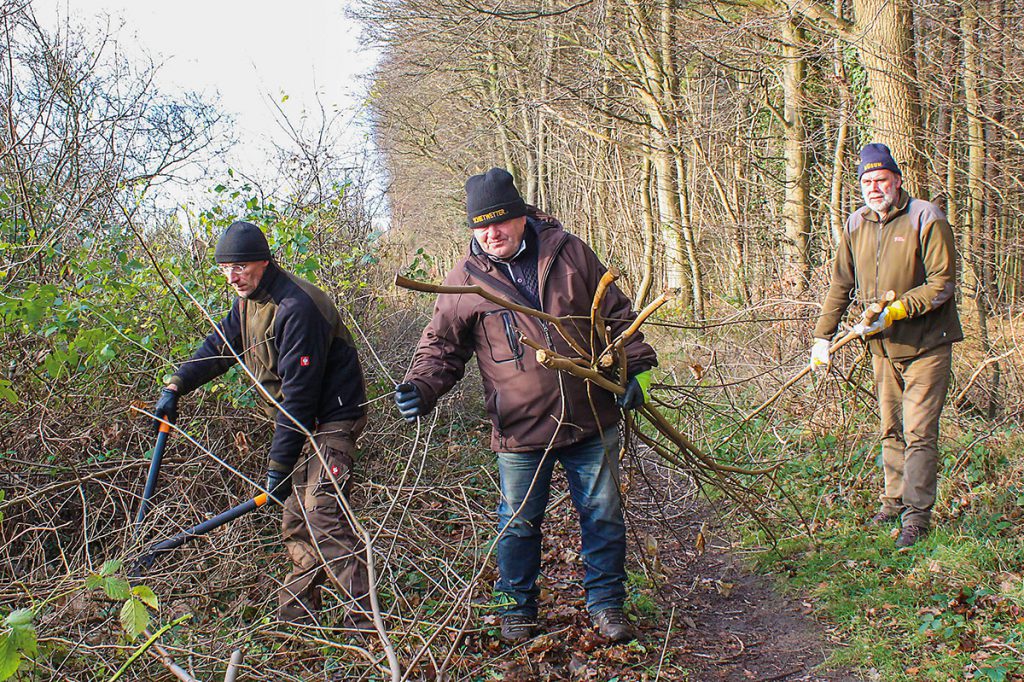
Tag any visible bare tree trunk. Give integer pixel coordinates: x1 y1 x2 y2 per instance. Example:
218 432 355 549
963 0 983 296
624 0 692 310
829 0 851 249
636 154 657 306
652 139 689 304
851 0 926 196
675 144 704 319
486 50 515 173
781 18 811 291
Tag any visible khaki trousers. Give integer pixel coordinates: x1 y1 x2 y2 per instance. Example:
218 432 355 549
278 416 371 626
872 343 952 529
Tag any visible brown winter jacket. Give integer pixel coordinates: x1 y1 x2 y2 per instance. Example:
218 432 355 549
404 211 658 453
814 189 963 361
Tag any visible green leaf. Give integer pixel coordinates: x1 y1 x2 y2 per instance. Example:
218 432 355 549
131 585 158 610
0 608 36 680
119 598 149 640
0 632 21 680
85 574 103 590
3 611 31 628
103 577 131 601
0 380 17 405
99 560 122 577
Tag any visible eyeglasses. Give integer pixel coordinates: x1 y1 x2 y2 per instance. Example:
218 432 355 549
218 263 250 275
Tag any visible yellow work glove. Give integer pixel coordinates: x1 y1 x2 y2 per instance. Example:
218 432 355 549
853 300 907 338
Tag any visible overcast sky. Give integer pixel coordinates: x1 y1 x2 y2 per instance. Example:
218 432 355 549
35 0 379 208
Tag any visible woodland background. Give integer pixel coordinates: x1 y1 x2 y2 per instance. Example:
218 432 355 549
1 0 1022 680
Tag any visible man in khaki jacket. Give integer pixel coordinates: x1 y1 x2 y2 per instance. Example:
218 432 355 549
395 168 657 643
810 143 962 548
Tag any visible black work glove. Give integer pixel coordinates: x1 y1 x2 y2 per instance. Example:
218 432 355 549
266 469 293 503
153 387 179 432
394 382 426 423
616 376 646 411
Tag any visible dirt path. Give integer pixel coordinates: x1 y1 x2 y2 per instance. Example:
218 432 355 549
480 465 863 681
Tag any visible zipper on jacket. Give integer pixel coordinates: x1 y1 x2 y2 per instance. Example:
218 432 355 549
874 218 883 303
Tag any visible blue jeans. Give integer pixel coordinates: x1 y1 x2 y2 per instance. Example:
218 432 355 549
494 427 626 616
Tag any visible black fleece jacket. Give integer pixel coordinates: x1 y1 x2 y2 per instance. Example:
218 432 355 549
170 262 366 471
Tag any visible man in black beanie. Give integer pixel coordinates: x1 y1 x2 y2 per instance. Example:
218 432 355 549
810 143 962 549
151 220 374 629
395 168 658 643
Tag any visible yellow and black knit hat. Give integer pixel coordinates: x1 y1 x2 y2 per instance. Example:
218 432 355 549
857 143 901 179
465 168 527 229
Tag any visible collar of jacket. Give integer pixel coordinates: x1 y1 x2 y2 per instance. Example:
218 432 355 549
248 261 281 304
865 188 911 223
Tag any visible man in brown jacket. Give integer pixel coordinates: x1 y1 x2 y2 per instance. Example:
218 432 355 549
811 143 962 548
395 168 657 642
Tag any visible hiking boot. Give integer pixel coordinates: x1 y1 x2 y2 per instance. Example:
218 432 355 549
278 602 320 627
867 511 901 528
592 607 636 643
895 525 929 549
500 614 536 642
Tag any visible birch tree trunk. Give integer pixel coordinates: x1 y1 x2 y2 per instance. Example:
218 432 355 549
781 18 811 290
962 0 982 296
829 0 851 249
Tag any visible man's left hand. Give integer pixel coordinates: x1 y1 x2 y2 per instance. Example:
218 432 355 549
853 300 907 338
616 370 652 411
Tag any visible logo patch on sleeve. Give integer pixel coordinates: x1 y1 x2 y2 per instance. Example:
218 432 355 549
300 356 311 366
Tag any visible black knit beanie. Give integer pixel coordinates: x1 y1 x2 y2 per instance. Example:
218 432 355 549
465 168 528 229
214 221 272 263
857 143 902 179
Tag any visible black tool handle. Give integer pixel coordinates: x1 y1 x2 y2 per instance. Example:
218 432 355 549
134 421 172 534
131 493 268 576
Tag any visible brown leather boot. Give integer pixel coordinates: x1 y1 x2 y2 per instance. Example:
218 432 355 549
895 525 929 548
500 614 536 642
592 608 636 643
867 511 901 527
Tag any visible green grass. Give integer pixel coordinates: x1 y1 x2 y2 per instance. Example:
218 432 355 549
741 426 1024 681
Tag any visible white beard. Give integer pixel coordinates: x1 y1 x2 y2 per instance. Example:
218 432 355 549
863 186 898 215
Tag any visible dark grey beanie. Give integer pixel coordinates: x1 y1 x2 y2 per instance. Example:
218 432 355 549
214 221 272 263
465 168 528 229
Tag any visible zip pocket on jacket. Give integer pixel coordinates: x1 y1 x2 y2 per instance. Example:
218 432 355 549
482 309 524 365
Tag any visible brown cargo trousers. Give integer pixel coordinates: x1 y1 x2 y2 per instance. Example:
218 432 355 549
278 416 371 626
872 343 952 529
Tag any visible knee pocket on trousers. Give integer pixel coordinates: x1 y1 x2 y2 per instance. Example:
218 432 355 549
303 447 355 512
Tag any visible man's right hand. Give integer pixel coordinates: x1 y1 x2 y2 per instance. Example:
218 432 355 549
809 339 831 372
266 469 293 503
153 387 179 432
394 382 425 423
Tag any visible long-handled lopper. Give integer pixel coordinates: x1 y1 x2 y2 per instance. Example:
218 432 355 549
130 493 270 578
135 419 173 536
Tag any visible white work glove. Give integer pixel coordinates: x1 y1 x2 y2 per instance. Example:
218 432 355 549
852 301 907 338
809 338 831 371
